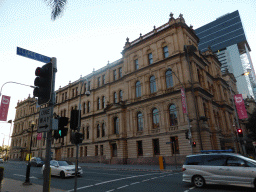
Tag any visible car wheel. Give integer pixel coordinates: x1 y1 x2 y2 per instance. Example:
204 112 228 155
60 171 65 179
193 175 205 188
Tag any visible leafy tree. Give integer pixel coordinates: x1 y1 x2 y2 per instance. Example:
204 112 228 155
45 0 67 21
246 109 256 141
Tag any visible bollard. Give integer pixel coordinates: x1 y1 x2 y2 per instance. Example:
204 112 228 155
159 156 164 170
163 157 166 169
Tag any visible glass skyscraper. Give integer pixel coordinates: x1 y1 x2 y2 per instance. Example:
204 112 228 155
195 10 256 99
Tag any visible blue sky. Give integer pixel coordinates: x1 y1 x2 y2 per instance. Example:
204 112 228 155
1 0 256 145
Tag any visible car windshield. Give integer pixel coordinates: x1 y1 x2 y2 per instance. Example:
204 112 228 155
58 161 70 166
66 161 74 165
36 158 42 161
240 156 256 165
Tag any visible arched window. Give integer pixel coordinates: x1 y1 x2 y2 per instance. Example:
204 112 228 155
97 124 100 138
114 117 119 134
114 92 117 103
102 123 105 137
137 112 143 131
87 101 90 113
119 90 123 101
86 126 89 139
83 103 86 114
97 98 100 110
166 70 174 88
169 104 178 126
102 96 105 108
150 76 156 93
136 81 141 97
152 108 159 128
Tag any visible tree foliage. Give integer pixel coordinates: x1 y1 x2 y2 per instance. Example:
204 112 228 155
45 0 67 21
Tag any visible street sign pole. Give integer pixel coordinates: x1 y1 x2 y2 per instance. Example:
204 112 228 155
43 57 57 192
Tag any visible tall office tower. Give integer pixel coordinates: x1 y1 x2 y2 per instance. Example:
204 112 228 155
195 10 256 99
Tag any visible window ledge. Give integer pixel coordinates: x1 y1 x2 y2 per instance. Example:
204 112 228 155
169 126 178 131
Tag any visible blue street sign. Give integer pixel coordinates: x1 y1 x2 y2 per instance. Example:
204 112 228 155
17 47 51 63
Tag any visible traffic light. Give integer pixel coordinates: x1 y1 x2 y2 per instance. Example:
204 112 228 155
71 132 83 145
192 142 196 147
59 117 69 138
53 117 69 140
70 110 80 130
33 62 53 105
237 129 243 138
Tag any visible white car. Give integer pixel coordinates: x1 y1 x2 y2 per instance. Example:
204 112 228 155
41 160 83 178
183 151 256 189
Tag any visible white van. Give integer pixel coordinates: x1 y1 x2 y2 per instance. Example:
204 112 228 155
182 152 256 188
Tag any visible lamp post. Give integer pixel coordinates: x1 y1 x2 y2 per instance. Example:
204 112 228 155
7 120 12 161
0 81 35 97
229 72 249 155
184 45 203 151
74 77 90 192
168 68 193 154
23 121 35 185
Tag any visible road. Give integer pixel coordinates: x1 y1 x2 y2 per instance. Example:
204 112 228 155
1 161 254 192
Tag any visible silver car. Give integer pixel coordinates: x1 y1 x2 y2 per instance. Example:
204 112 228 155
182 152 256 188
42 160 83 178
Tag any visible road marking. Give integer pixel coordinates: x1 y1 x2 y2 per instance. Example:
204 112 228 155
130 182 140 185
84 171 133 176
13 174 38 179
106 189 115 192
184 186 195 192
67 172 164 192
117 185 129 189
141 179 151 182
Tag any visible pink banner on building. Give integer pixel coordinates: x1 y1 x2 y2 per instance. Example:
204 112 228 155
37 133 42 140
0 95 11 121
181 87 187 114
234 94 248 119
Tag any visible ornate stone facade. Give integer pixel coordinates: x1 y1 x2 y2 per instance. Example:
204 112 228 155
10 13 246 165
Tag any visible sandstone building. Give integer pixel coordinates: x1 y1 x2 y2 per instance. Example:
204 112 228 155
10 13 246 165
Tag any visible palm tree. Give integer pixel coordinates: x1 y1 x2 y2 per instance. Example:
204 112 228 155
45 0 67 21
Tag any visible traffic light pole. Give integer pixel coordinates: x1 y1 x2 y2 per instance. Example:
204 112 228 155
43 57 57 192
74 77 89 192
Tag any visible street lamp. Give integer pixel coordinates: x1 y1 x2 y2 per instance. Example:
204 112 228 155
184 45 203 151
0 81 35 97
167 67 193 154
228 72 249 155
23 121 35 185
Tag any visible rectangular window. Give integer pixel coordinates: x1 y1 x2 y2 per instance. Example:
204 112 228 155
98 77 101 87
113 70 117 80
72 89 75 97
153 139 160 155
135 59 139 70
65 92 67 100
148 53 153 64
62 93 64 102
171 136 179 154
80 147 83 157
163 46 169 58
76 87 78 96
112 143 117 157
102 74 105 85
88 81 91 90
100 145 103 156
84 146 87 156
119 67 122 78
95 145 98 156
56 96 58 103
71 148 74 157
137 141 143 156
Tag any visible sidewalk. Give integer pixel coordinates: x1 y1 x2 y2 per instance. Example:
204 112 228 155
1 178 65 192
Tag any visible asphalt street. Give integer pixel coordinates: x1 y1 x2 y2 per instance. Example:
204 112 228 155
1 162 255 192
